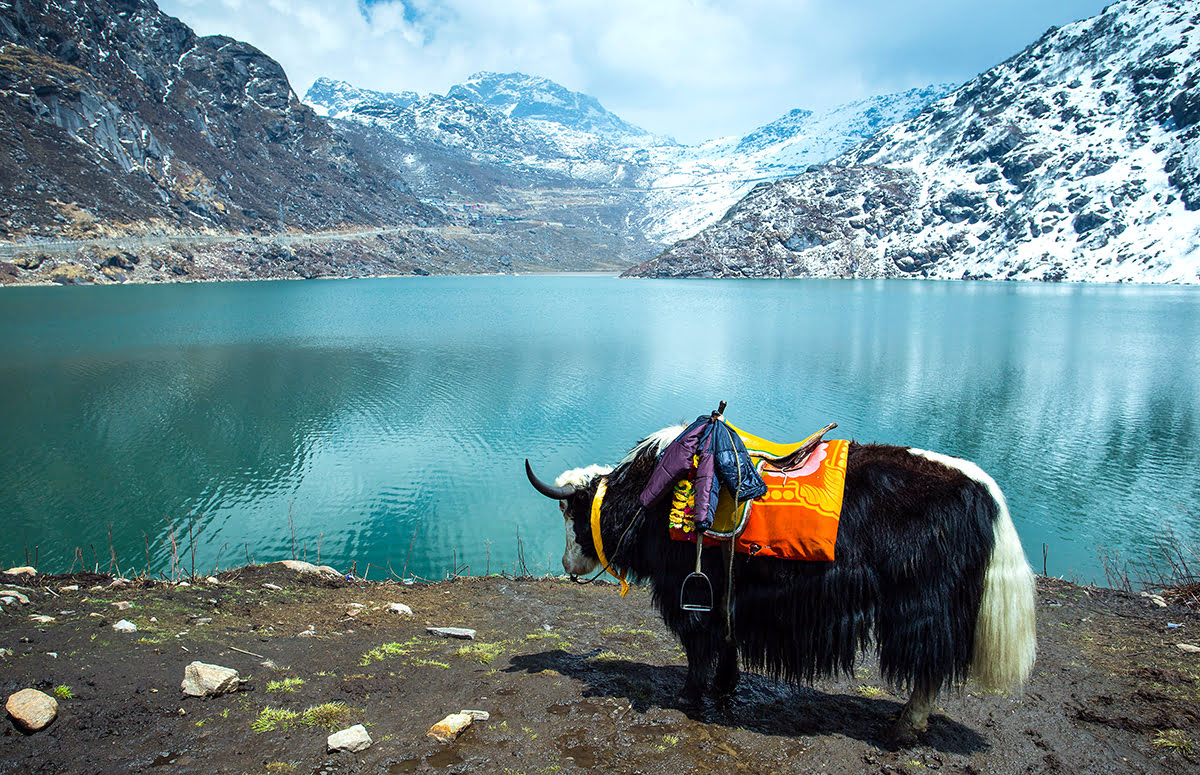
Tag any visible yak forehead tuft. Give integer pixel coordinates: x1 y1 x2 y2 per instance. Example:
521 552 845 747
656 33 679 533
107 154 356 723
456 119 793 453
619 424 685 464
555 464 612 488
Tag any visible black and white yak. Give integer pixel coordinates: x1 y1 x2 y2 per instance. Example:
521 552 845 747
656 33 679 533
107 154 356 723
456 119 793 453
525 426 1037 743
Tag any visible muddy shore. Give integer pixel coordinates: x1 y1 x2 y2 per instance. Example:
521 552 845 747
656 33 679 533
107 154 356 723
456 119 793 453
1 565 1197 775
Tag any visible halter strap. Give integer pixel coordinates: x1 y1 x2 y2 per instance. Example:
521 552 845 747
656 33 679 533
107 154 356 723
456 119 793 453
591 478 629 597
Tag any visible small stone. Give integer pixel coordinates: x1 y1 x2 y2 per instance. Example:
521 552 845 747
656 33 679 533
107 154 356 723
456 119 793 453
461 709 490 721
260 659 278 670
1141 592 1168 608
112 601 133 610
149 617 158 623
59 585 78 592
1 590 30 605
387 603 413 616
327 723 372 753
427 712 473 743
297 628 316 638
112 619 137 633
345 609 360 618
181 661 240 697
176 581 190 587
191 617 212 625
262 583 282 591
46 652 57 659
427 627 476 640
1177 643 1200 654
3 566 36 577
205 576 220 585
108 578 130 589
30 615 55 625
5 688 57 733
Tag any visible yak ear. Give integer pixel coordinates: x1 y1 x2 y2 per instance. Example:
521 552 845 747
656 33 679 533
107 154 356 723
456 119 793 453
525 460 576 500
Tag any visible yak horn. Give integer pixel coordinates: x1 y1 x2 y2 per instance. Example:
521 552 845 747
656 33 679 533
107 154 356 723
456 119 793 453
525 459 575 500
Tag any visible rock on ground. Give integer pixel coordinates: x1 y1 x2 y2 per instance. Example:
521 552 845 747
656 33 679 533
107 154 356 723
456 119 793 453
387 602 413 616
327 724 372 753
112 619 137 632
274 560 341 577
6 688 57 733
427 627 475 639
427 712 473 743
181 662 240 697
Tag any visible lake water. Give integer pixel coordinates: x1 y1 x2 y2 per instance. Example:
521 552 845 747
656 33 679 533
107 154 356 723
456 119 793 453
1 276 1197 584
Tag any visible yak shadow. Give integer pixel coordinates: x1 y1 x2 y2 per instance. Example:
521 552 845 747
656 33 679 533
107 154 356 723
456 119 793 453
506 649 989 755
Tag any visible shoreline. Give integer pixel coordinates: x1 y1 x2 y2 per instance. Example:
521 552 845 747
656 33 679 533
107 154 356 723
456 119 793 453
1 564 1198 773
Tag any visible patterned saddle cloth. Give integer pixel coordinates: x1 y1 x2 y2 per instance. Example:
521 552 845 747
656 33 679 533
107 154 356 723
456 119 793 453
668 423 848 561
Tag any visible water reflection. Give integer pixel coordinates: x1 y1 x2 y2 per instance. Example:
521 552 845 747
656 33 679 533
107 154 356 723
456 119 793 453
0 277 1197 582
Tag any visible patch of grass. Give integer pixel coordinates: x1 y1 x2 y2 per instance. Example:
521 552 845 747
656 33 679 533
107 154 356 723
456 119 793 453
456 641 507 664
359 637 420 666
857 685 887 698
589 650 625 662
265 677 304 693
52 685 73 700
264 764 297 774
299 702 353 730
1152 729 1195 755
662 734 679 747
251 707 300 733
409 657 451 669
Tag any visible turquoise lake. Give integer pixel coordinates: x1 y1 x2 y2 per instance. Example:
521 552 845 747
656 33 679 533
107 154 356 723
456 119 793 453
0 276 1197 584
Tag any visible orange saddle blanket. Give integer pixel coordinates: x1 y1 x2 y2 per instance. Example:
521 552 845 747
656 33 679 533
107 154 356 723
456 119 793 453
668 425 848 562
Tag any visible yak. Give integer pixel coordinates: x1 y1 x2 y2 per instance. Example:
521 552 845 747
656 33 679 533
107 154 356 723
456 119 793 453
525 424 1037 743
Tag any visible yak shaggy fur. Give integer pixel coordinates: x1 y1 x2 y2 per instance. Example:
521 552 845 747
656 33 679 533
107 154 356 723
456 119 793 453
547 429 1037 730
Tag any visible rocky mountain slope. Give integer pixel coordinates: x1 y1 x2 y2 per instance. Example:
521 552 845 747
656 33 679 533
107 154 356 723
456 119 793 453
639 85 954 243
0 0 437 243
304 74 950 256
627 0 1200 283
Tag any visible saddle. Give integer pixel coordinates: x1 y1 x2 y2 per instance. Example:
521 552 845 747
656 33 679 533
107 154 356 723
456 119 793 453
668 422 846 562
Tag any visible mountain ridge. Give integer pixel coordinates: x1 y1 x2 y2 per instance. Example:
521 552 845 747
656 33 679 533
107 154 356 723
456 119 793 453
626 0 1200 283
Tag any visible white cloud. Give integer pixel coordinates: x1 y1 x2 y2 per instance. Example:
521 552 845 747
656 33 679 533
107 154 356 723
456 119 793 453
158 0 1110 144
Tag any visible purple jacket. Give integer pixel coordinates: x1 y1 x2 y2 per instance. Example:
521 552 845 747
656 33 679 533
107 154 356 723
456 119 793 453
640 416 766 530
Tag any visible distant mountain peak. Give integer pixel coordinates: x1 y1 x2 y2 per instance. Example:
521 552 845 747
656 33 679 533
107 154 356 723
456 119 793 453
446 71 665 145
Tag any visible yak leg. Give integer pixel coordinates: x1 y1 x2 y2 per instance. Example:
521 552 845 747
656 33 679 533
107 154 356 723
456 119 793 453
711 639 739 701
894 683 938 745
711 540 740 701
678 625 720 707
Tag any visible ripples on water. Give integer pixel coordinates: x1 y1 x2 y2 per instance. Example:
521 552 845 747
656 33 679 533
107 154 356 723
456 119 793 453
0 277 1197 583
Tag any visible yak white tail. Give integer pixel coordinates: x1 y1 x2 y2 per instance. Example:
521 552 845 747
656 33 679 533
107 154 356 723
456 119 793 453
970 483 1037 691
909 449 1036 691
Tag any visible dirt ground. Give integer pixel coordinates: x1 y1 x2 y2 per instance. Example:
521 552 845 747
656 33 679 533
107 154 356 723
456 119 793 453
1 565 1198 775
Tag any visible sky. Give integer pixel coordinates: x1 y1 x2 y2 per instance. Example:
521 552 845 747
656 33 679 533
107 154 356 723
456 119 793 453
158 0 1113 145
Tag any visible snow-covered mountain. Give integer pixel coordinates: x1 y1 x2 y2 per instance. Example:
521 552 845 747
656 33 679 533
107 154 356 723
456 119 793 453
628 0 1200 283
447 71 667 148
304 75 951 248
307 77 419 119
639 85 955 243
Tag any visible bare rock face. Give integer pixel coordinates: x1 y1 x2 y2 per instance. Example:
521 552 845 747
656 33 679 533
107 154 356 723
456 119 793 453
6 689 58 733
180 661 240 697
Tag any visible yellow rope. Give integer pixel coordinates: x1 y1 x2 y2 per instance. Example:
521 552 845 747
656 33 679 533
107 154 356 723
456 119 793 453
591 479 629 597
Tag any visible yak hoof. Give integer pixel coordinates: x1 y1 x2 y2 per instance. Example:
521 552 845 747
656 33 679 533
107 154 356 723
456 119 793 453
678 685 704 709
889 716 927 748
